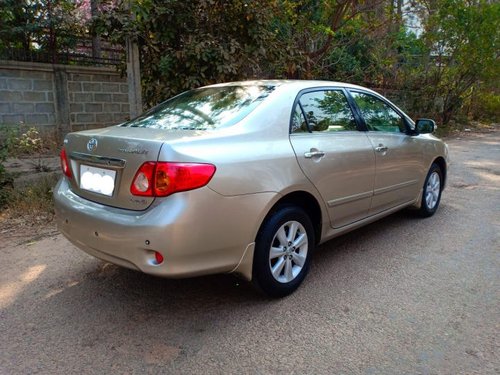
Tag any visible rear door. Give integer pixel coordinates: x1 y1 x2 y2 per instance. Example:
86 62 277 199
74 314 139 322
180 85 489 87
289 88 376 228
348 90 422 214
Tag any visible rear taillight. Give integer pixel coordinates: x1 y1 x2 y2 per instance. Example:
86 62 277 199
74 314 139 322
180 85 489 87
131 162 216 197
130 162 155 196
60 148 72 178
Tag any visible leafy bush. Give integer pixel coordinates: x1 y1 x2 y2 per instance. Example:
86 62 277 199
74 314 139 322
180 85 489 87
0 126 55 209
473 92 500 123
0 127 16 208
97 0 278 106
17 128 43 155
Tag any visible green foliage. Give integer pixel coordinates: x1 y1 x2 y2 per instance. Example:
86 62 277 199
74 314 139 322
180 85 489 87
2 0 496 127
415 0 500 124
0 0 86 56
97 0 278 106
0 125 20 155
0 168 12 209
94 0 500 128
0 125 56 210
472 92 500 123
269 0 365 79
0 127 15 208
0 126 45 156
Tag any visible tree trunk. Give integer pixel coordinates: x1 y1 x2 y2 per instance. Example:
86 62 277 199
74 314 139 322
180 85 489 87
91 0 102 60
47 0 57 63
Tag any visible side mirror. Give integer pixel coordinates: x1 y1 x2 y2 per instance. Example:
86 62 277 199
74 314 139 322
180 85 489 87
415 119 436 134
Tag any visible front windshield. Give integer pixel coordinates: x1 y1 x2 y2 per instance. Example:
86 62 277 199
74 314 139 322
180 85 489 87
121 85 275 130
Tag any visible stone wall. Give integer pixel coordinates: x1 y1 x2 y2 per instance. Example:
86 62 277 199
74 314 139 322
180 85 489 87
0 60 130 136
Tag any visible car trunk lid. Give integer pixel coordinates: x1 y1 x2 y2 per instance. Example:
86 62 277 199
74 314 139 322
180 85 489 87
63 126 206 211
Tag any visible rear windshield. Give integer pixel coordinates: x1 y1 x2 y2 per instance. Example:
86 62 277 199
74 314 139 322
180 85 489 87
121 85 275 130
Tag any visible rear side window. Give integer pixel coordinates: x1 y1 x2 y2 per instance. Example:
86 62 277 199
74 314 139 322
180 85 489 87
292 90 357 133
291 105 308 133
350 91 406 133
122 85 275 130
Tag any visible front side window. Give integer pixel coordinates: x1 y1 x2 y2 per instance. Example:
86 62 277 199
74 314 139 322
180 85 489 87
121 85 275 130
292 90 357 133
350 91 406 133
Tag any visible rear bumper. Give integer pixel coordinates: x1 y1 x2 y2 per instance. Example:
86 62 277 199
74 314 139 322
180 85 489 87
54 178 276 279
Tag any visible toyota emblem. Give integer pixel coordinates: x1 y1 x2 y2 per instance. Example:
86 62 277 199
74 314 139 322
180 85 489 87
87 138 98 152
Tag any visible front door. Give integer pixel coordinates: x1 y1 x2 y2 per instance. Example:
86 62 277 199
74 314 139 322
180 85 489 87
289 89 376 228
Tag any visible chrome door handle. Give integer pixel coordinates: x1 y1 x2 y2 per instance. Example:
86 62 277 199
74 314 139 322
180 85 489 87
375 145 388 153
304 151 325 158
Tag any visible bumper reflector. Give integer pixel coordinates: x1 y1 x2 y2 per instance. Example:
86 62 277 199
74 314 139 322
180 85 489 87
154 251 164 264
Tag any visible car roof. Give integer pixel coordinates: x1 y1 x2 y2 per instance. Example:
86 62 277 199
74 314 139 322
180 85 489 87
205 80 413 125
205 79 377 94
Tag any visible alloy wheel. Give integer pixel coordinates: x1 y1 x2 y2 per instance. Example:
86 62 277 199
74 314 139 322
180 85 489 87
268 221 308 283
425 171 441 209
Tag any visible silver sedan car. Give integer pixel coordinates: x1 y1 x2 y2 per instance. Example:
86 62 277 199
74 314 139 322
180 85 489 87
54 80 449 297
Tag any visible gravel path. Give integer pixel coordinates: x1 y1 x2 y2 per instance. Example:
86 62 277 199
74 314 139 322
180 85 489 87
1 129 499 374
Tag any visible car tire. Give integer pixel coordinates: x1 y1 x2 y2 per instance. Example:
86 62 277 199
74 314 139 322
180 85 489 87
419 163 443 217
252 205 315 298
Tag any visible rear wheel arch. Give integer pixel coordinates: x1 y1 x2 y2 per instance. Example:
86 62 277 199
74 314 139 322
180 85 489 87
258 191 323 245
252 200 316 297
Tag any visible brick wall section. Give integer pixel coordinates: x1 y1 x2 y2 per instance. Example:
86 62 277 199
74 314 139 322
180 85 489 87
0 60 130 135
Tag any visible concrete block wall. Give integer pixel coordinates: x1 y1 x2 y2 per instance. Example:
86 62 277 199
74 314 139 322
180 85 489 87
67 71 130 131
0 60 130 136
0 66 56 129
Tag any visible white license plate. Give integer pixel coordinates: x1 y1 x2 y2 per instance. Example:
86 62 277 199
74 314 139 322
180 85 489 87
80 164 116 196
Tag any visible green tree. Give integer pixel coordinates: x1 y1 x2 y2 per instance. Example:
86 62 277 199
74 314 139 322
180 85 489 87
413 0 499 125
18 0 492 129
270 0 381 79
97 0 278 106
0 0 87 61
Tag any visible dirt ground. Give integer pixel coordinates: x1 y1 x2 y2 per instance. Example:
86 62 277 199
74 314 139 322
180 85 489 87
0 128 499 374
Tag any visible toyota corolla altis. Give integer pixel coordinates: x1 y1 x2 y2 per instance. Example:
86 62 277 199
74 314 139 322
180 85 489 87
54 80 449 297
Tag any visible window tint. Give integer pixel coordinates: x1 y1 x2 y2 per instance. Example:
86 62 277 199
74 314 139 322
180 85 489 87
297 90 357 132
121 85 275 130
291 105 308 133
350 91 406 133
